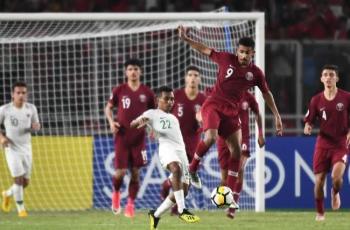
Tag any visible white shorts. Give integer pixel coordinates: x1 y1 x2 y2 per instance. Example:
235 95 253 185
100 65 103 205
5 148 32 179
158 146 190 184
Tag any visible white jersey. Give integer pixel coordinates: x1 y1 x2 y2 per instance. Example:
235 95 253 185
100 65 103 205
140 109 186 151
0 102 39 154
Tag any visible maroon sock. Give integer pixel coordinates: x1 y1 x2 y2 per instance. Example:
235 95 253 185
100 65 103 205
226 158 240 192
189 141 210 173
112 176 123 192
128 180 139 200
233 181 242 203
315 198 324 214
161 179 172 200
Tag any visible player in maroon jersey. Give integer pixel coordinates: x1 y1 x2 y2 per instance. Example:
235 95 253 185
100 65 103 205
216 91 265 218
105 59 155 217
160 65 206 215
178 26 283 189
304 64 350 221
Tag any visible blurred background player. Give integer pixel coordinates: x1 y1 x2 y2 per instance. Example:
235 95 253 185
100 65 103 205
105 59 155 217
130 86 200 229
160 65 206 215
178 25 283 187
304 64 350 221
216 90 265 218
0 82 41 217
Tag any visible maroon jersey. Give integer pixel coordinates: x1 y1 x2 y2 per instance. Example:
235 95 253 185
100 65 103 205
209 50 269 111
109 83 155 142
240 91 259 140
304 89 350 149
172 89 206 158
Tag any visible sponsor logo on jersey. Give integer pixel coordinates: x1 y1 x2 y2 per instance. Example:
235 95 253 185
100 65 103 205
336 102 344 111
245 72 254 81
27 114 30 117
139 94 146 103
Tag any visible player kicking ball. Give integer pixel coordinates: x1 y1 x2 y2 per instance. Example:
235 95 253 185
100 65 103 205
130 86 200 229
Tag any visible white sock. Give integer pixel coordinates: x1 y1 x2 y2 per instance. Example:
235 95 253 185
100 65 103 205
13 184 25 212
5 184 15 196
154 196 175 218
174 190 185 214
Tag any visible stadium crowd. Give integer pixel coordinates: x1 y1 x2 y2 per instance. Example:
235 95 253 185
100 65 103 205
1 0 350 39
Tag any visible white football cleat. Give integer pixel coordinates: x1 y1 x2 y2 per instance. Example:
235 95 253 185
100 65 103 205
315 213 325 221
189 172 202 189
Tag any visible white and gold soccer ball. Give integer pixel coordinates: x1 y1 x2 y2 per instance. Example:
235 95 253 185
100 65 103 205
210 186 234 208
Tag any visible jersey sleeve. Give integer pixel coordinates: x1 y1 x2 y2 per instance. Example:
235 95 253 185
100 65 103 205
247 93 259 114
108 87 119 106
0 105 4 125
31 105 40 124
255 67 269 94
209 50 232 64
304 96 318 125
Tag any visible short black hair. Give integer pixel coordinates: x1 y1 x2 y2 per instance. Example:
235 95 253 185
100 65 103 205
322 64 339 76
12 81 27 91
124 58 142 69
238 37 255 49
156 86 173 97
186 65 201 74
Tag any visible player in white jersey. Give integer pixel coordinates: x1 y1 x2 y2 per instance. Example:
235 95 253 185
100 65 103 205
0 82 40 217
130 86 200 229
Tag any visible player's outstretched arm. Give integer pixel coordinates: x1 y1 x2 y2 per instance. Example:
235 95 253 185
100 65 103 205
263 91 283 136
130 117 150 129
178 25 212 56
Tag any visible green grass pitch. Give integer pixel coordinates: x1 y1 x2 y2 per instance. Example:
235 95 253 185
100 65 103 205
0 210 348 230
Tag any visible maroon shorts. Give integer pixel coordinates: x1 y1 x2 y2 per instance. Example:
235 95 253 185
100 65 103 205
201 99 240 139
114 135 147 169
313 146 348 174
217 136 249 170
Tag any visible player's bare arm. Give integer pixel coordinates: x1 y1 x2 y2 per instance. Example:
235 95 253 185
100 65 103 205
262 91 283 136
0 132 9 147
31 122 41 131
104 102 120 134
304 122 312 135
130 117 149 129
178 25 212 56
346 130 350 148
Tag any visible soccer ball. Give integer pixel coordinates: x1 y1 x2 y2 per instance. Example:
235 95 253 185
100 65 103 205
210 186 234 208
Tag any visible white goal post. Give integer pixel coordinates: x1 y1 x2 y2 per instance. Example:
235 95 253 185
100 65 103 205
0 13 265 212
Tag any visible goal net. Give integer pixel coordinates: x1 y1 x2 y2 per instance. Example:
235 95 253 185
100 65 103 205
0 13 265 211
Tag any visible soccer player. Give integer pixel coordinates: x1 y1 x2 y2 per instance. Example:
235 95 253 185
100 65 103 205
216 91 265 218
178 26 283 187
105 59 155 217
304 64 350 221
130 86 200 229
0 82 41 217
160 66 206 215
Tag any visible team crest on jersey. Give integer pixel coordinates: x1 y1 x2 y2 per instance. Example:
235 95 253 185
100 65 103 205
241 101 249 110
10 116 18 127
139 94 146 103
194 104 201 113
26 114 30 117
245 72 254 81
336 102 344 111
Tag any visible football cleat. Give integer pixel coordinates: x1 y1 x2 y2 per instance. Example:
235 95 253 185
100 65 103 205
1 191 11 212
18 210 28 218
331 188 341 210
148 209 160 230
226 207 236 219
124 203 135 218
315 213 325 221
189 172 202 189
179 209 200 223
